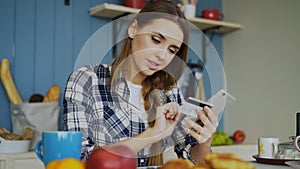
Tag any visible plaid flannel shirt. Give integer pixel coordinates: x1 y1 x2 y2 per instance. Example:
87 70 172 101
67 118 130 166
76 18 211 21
63 64 197 166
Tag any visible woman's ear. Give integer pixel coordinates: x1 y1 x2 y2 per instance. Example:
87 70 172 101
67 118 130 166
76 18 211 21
128 20 138 39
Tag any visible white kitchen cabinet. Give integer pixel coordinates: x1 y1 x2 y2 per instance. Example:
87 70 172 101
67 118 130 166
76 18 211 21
0 152 44 169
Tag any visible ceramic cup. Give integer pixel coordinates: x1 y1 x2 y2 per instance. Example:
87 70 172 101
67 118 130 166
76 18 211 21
258 137 279 158
202 9 224 21
35 131 82 166
124 0 146 9
183 4 196 18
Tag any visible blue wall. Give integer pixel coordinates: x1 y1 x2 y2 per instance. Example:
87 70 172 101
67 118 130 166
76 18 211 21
0 0 223 131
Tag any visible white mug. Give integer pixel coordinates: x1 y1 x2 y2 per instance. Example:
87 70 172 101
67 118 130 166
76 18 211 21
258 137 279 158
183 4 196 18
294 135 300 152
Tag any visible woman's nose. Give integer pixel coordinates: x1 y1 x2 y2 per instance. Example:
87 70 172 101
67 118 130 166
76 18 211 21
155 48 168 60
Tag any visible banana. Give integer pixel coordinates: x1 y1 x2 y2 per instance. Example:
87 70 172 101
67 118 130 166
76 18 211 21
0 58 23 104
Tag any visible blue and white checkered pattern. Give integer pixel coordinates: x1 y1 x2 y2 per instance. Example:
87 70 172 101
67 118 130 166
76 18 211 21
63 64 196 166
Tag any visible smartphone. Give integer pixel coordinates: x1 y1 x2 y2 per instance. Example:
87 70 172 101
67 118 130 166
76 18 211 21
180 89 236 120
207 89 236 120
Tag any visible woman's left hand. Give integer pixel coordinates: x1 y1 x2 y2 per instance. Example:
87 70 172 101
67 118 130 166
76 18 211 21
182 106 219 144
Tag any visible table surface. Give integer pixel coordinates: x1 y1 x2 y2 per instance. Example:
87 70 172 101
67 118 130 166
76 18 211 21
0 151 295 169
251 161 293 169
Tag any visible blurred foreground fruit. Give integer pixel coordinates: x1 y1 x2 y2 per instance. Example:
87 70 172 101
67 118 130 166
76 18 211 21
46 158 85 169
233 130 246 143
211 130 233 146
86 145 137 169
161 152 256 169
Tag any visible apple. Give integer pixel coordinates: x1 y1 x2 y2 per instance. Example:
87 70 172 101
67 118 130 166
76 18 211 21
233 130 246 143
86 145 137 169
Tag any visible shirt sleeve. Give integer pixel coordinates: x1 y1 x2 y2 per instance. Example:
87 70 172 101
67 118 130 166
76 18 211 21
63 67 97 160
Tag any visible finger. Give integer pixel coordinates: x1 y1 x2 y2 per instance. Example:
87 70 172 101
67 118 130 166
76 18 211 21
187 117 202 131
195 108 218 134
174 112 181 121
164 103 180 118
203 106 218 125
182 126 209 143
199 110 219 133
200 126 212 138
197 107 218 128
196 108 209 125
186 118 211 138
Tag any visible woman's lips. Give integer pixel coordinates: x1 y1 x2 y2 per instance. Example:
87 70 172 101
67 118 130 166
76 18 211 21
147 59 159 70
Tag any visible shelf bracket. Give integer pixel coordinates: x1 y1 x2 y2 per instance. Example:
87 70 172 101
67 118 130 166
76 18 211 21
202 25 222 33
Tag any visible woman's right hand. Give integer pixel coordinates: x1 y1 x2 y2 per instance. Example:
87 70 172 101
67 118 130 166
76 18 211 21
149 102 181 140
103 102 181 153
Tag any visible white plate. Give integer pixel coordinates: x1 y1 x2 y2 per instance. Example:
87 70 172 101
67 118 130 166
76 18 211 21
285 161 300 169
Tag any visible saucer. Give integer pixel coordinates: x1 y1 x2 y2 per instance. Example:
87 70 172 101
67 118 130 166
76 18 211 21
252 154 300 165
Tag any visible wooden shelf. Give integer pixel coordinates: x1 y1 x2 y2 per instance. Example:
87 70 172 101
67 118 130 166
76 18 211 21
90 3 243 34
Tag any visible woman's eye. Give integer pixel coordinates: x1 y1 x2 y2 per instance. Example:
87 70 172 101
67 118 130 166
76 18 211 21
151 36 161 44
168 48 177 54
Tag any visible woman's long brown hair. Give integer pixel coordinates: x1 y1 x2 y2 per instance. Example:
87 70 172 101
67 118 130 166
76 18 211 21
111 0 189 165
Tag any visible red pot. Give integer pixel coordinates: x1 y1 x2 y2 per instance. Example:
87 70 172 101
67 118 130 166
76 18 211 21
124 0 146 9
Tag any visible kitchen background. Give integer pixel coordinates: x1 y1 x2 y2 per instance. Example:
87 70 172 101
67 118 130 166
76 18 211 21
223 0 300 144
0 0 299 145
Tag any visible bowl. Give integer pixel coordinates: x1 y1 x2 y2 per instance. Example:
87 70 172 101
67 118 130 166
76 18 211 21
0 137 31 153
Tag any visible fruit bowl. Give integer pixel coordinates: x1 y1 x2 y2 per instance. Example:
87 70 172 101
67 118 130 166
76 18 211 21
0 137 31 153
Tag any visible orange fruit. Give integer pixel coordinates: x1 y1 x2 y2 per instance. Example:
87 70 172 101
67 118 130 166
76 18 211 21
46 158 85 169
46 160 60 169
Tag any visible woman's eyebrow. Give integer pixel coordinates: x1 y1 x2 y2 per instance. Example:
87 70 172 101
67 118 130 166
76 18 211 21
151 31 166 40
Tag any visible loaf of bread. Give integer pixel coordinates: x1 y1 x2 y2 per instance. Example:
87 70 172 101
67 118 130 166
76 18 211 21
0 126 34 140
43 84 61 102
0 58 23 104
160 158 194 169
204 152 256 169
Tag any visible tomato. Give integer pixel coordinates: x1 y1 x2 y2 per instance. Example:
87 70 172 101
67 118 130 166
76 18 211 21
86 145 137 169
233 130 246 143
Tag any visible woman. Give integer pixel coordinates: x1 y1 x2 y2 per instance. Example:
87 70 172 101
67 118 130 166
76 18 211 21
63 0 218 166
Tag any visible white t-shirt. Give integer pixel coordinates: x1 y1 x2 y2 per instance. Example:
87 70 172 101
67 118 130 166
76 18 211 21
127 81 148 121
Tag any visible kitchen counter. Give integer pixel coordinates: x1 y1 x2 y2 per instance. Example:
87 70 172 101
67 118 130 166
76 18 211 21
165 144 294 169
0 145 293 169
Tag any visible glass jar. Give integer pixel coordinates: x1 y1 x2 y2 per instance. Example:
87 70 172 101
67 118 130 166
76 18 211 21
275 136 300 159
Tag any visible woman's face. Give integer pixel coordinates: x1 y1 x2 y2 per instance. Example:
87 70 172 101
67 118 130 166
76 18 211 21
127 18 184 83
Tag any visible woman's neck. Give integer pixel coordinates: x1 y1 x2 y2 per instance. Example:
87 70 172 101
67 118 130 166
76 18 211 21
124 57 146 85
